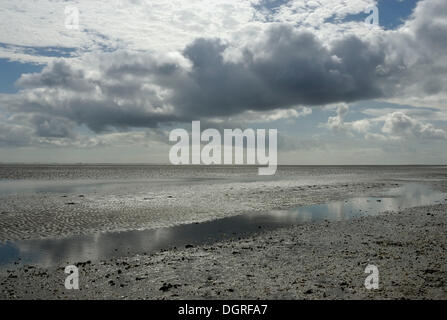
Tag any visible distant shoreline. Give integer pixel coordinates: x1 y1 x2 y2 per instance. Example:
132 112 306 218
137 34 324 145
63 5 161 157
1 163 446 167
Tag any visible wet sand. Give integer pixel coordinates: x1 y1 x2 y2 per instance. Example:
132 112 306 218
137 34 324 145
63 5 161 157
0 166 446 299
0 169 399 242
1 203 446 299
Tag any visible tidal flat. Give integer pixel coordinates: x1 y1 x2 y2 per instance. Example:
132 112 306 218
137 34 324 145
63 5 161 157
0 165 446 299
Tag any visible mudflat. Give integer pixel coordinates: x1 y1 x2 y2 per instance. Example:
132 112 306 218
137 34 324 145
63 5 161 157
0 165 446 299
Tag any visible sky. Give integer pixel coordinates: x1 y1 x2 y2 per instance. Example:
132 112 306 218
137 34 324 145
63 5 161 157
1 0 447 165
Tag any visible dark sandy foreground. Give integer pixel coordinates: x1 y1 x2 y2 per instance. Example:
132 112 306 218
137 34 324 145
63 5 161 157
1 203 446 300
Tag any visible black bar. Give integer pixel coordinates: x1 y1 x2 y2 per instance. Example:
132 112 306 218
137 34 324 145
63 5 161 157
0 300 445 318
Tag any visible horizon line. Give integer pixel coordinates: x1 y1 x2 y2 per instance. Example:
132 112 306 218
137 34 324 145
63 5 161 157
0 163 446 167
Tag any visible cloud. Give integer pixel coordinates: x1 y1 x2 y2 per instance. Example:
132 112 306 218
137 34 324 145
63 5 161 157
5 25 391 134
0 122 34 147
207 106 312 125
325 104 349 131
12 113 76 138
0 0 260 63
323 106 447 142
381 112 447 140
0 0 382 64
177 29 387 117
17 61 93 92
324 104 371 134
382 0 447 108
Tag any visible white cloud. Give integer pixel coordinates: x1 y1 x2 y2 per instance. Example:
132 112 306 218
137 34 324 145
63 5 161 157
324 104 371 134
209 106 312 124
0 0 382 64
0 0 261 63
381 112 447 140
323 105 447 142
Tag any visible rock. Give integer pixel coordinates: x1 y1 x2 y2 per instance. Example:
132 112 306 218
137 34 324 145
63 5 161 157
159 283 173 292
304 289 313 294
423 269 438 274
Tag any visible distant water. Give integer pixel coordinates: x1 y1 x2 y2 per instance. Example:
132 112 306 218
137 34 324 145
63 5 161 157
0 183 445 268
1 164 447 196
1 164 447 181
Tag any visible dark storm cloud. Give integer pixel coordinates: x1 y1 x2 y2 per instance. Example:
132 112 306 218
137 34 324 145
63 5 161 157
174 28 386 118
8 96 183 133
63 98 181 132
